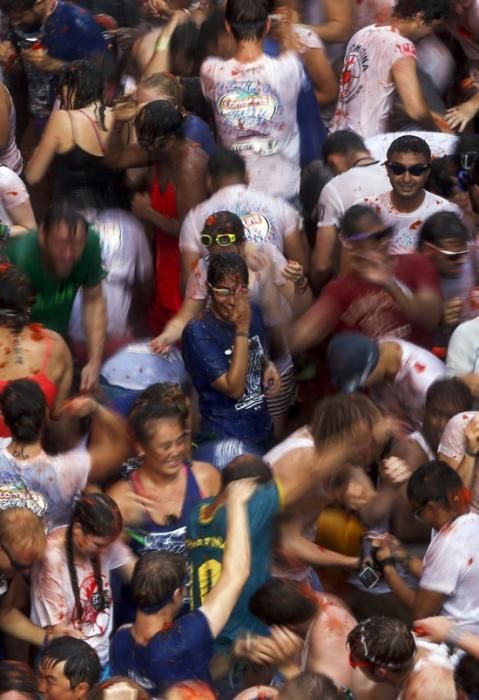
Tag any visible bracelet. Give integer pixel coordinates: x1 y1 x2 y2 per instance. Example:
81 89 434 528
377 556 396 571
465 447 479 457
446 624 465 647
155 34 170 52
235 331 249 338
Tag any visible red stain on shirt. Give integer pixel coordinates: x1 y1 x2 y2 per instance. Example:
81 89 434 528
414 363 426 373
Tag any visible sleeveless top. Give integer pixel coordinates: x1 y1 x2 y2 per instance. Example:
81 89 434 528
409 431 435 461
126 465 202 557
0 329 58 437
0 84 23 175
53 110 118 210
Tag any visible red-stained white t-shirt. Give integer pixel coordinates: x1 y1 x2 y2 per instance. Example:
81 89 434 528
332 24 417 138
200 52 305 199
359 190 461 254
439 411 479 511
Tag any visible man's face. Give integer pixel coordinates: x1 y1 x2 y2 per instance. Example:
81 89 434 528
344 219 393 273
38 660 87 700
9 0 47 28
386 151 430 201
424 237 469 278
39 221 87 279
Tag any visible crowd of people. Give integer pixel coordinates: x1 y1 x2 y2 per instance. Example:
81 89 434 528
0 0 479 698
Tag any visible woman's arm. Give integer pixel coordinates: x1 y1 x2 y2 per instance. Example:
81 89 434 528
212 291 252 399
150 297 204 354
25 111 65 185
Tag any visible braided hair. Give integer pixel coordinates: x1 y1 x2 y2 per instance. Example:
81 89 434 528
66 494 122 624
58 60 107 131
0 263 35 334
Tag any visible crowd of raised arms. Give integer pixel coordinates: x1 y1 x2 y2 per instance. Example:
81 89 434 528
2 0 479 698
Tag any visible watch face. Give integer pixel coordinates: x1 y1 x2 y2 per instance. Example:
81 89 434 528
358 565 380 589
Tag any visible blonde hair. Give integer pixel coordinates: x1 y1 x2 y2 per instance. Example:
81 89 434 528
309 393 382 448
0 508 46 559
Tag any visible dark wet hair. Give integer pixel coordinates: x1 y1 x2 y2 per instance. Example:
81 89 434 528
300 160 332 243
134 100 185 151
58 60 106 130
425 378 473 414
221 455 272 487
132 551 186 611
66 495 122 624
310 393 381 448
322 130 366 161
207 252 249 288
392 0 451 23
455 654 479 698
43 200 88 240
197 8 228 63
0 379 46 443
386 135 431 162
132 383 189 422
170 21 201 77
340 204 383 239
0 263 35 332
225 0 269 41
0 0 36 13
347 617 415 671
207 149 247 183
40 637 101 690
180 77 211 122
250 578 317 627
407 460 464 509
128 400 187 447
202 210 246 243
419 211 470 246
0 660 38 698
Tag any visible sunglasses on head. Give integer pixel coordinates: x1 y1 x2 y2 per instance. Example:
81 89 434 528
423 241 469 260
201 232 237 247
385 161 431 176
342 226 393 244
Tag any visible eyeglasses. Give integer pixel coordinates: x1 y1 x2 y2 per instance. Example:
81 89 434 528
422 241 470 260
208 283 247 298
0 542 32 573
413 502 428 521
201 233 237 247
385 161 431 177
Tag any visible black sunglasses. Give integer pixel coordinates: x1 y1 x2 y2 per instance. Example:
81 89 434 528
385 161 431 176
0 542 31 573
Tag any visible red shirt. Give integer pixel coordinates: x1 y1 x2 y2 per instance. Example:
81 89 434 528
318 253 440 348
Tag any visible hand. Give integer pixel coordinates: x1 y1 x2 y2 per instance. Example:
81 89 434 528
370 536 393 564
226 477 257 505
147 0 174 17
21 47 60 72
112 95 142 123
150 330 175 355
49 621 83 640
282 260 304 285
445 100 479 132
343 479 369 511
413 616 454 644
235 626 303 666
431 111 454 134
0 41 14 65
381 456 412 485
131 192 153 221
80 361 100 393
243 244 272 274
465 415 479 454
263 362 282 398
62 396 99 418
356 252 394 288
442 297 464 327
231 286 251 332
380 533 407 563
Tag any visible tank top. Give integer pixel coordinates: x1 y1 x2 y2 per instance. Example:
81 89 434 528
409 431 435 460
0 84 23 175
126 465 202 557
0 329 58 437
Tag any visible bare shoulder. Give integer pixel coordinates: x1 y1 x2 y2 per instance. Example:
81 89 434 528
403 659 455 700
192 460 221 496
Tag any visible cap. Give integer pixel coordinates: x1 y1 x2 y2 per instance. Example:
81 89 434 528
327 332 379 393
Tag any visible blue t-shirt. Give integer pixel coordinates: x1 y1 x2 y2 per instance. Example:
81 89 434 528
184 115 217 158
186 481 282 647
109 610 214 695
181 306 272 445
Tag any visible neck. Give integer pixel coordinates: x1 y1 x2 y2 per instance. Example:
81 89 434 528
350 151 375 168
390 189 425 214
438 508 467 530
217 177 244 191
8 440 42 460
133 608 175 644
140 461 182 486
387 18 413 39
235 39 263 63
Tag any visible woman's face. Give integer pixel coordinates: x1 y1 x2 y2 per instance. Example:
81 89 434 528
74 529 116 557
210 272 246 322
142 417 188 476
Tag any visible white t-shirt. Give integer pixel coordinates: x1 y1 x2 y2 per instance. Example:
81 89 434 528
371 338 445 430
317 162 390 229
179 184 299 256
447 318 479 377
420 512 479 634
365 132 458 164
31 527 134 666
332 24 417 138
439 411 479 511
353 0 394 32
0 447 90 531
0 165 30 227
200 52 305 199
358 190 461 254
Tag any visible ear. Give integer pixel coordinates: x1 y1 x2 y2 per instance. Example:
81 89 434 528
265 17 272 34
173 586 184 605
73 680 90 700
225 20 233 36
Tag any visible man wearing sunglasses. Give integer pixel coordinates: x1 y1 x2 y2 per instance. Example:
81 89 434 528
360 135 461 255
290 204 442 354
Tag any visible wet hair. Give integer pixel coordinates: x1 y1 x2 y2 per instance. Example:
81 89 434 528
128 400 187 447
0 0 36 13
66 495 122 624
197 9 228 63
300 160 332 243
0 379 46 443
87 677 150 700
58 60 106 130
0 508 46 559
133 383 190 422
0 660 38 698
0 263 35 333
322 130 366 161
407 460 464 509
207 149 247 183
309 393 381 448
455 654 479 698
40 637 101 690
340 204 383 239
425 378 473 415
347 617 415 671
278 672 340 700
392 0 451 23
132 551 186 610
428 156 456 199
250 578 317 627
139 73 184 110
134 100 185 151
386 135 431 162
419 211 470 246
180 77 211 122
225 0 269 41
202 211 246 243
221 455 272 487
170 21 201 77
43 200 88 240
207 252 249 288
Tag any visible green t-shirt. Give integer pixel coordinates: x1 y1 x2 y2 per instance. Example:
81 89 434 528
186 480 282 647
6 230 107 335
